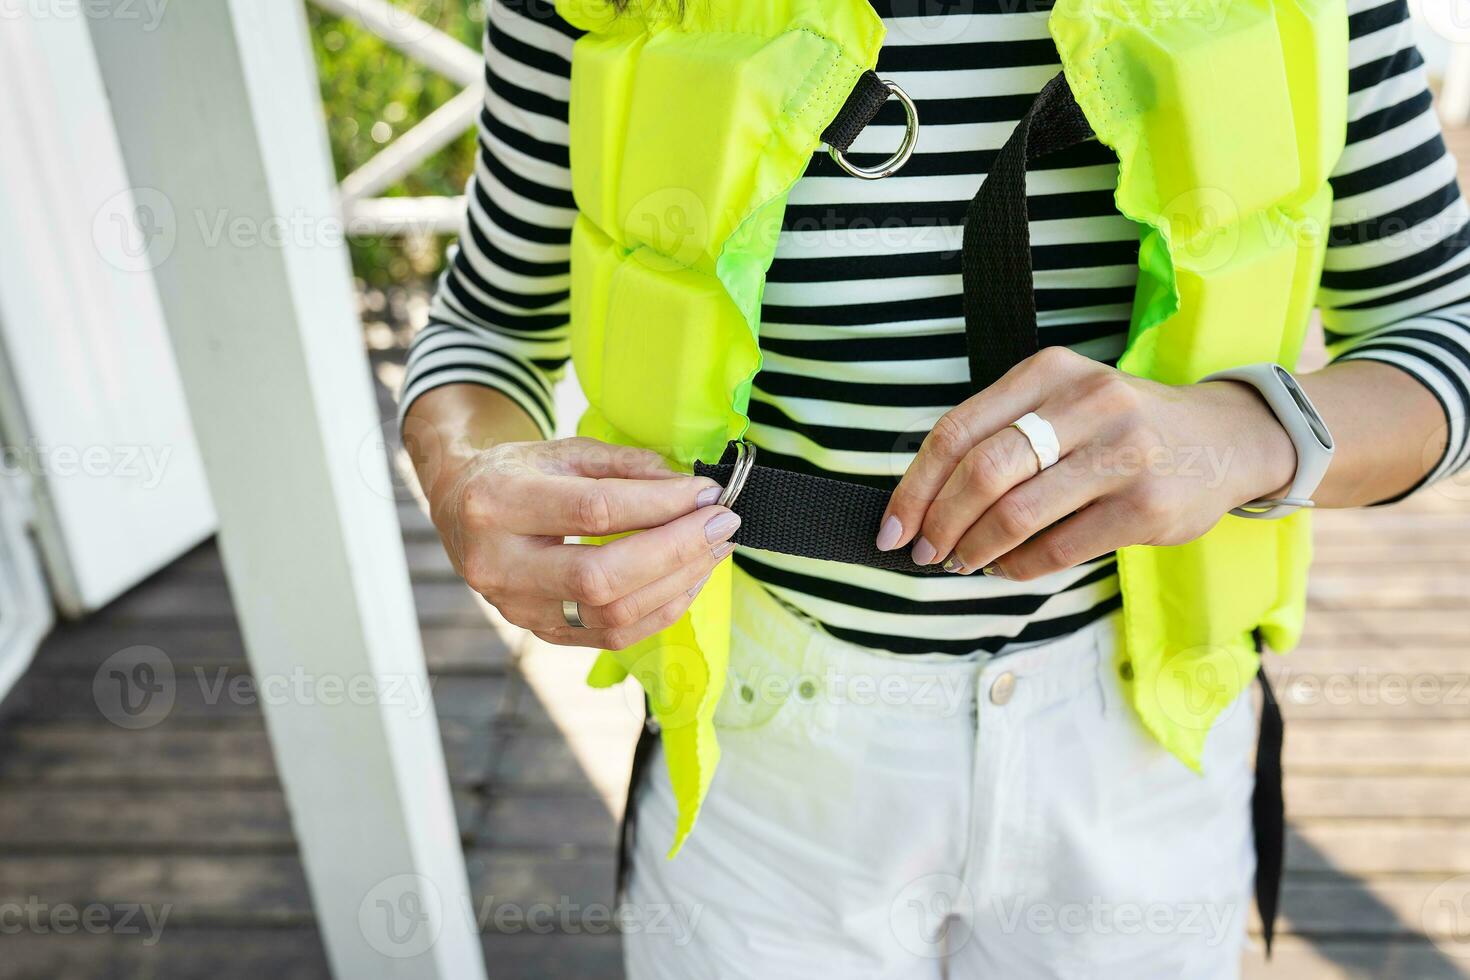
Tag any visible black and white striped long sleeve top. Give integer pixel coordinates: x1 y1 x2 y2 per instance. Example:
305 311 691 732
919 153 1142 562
402 0 1470 656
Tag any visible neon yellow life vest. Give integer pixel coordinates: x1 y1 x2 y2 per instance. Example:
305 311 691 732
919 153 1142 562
556 0 1347 856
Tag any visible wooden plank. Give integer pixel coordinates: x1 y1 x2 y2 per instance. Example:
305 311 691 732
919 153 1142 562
0 722 499 788
1293 610 1470 645
1278 645 1470 677
1268 674 1470 721
0 930 627 980
0 929 331 980
1 671 505 727
0 855 315 926
100 579 487 626
0 852 616 929
0 787 483 851
1285 720 1470 772
1290 822 1470 875
477 797 621 851
1241 938 1470 979
1309 574 1470 610
403 538 461 580
1276 876 1470 939
26 622 510 675
1288 775 1470 818
480 934 623 980
492 733 637 804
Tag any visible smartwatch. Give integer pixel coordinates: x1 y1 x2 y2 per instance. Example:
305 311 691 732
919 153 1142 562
1201 363 1335 520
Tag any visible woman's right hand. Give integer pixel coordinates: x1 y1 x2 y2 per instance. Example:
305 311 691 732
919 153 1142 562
428 436 739 650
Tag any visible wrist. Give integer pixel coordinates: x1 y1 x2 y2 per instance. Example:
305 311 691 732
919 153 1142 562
404 386 544 510
1202 380 1298 505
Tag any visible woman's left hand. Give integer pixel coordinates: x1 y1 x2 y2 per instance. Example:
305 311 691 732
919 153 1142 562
876 346 1299 579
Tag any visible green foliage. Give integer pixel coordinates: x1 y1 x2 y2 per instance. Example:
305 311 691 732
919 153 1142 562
308 1 486 286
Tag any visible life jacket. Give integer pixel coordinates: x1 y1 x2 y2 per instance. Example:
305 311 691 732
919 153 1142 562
555 0 1347 855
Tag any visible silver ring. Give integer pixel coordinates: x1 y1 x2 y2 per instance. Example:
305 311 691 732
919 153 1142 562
718 441 757 509
561 599 587 629
828 80 919 181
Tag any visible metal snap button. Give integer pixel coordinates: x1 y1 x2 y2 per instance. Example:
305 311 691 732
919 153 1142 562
989 672 1017 706
739 683 756 704
797 679 818 701
1118 660 1134 682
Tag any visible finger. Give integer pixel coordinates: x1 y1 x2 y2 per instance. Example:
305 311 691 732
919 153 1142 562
911 426 1044 566
499 550 721 632
514 504 740 603
915 386 1100 566
946 448 1115 575
467 469 723 537
985 496 1138 582
534 585 702 651
878 348 1085 555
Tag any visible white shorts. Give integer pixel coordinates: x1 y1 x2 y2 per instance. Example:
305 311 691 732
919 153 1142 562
623 571 1258 979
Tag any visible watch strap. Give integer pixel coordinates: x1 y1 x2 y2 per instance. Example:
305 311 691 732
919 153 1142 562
1203 364 1334 520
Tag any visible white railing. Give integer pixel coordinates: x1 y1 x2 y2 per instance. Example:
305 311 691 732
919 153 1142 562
307 0 479 234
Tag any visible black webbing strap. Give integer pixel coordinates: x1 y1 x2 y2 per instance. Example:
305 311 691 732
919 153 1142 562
821 70 890 154
963 71 1094 391
682 74 1098 576
694 449 945 574
1252 637 1286 958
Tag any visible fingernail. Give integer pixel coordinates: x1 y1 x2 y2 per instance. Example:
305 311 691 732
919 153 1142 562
983 564 1006 579
687 573 711 597
711 541 736 560
943 556 967 574
696 486 721 508
875 515 903 552
912 537 937 566
705 511 741 545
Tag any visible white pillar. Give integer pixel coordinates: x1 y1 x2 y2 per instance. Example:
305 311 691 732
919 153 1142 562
86 2 486 977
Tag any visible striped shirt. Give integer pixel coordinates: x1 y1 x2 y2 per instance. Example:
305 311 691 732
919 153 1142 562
402 0 1470 656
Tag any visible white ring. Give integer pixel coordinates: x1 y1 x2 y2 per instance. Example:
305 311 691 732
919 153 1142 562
1009 412 1061 470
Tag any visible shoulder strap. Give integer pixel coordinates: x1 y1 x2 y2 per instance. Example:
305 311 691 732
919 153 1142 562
963 71 1094 391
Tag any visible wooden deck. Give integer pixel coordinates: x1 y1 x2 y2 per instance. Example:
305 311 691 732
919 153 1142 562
3 272 1470 978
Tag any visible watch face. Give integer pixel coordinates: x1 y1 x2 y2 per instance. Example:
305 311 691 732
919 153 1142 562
1273 365 1334 450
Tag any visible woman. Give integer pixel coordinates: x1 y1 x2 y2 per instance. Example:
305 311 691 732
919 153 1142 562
403 0 1470 975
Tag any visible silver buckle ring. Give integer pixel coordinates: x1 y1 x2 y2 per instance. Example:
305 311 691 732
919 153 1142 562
717 441 757 509
828 80 919 181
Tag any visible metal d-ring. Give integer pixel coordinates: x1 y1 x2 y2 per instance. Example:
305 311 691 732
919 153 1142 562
828 80 919 181
717 441 757 509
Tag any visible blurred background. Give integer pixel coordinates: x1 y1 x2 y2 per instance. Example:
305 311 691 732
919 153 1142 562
1 1 1470 977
